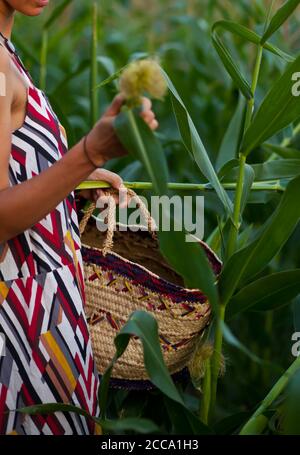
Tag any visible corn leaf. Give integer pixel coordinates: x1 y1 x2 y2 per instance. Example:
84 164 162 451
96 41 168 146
242 55 300 156
293 296 300 332
17 403 159 434
114 108 169 195
219 175 300 305
158 220 220 315
211 20 294 99
240 415 269 435
99 310 185 418
227 270 300 319
223 159 300 182
44 0 74 30
162 70 234 218
263 143 300 159
164 397 213 434
240 164 255 213
213 20 294 63
216 95 246 171
261 0 300 44
280 371 300 435
211 25 252 99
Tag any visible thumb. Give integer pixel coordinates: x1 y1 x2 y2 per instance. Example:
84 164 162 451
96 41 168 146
103 93 125 117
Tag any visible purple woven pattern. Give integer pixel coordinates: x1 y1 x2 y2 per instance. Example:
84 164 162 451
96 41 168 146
101 367 190 391
82 245 221 304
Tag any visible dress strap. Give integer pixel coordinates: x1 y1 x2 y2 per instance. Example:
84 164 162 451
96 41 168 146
0 31 34 86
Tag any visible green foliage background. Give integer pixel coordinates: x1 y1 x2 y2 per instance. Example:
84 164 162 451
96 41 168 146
13 0 300 434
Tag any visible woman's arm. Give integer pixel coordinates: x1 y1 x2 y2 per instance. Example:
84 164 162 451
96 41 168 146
0 50 157 244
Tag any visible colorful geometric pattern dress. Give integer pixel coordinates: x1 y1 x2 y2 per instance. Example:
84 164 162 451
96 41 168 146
0 32 100 435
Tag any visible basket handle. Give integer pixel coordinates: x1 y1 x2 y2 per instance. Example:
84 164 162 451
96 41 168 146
79 187 158 255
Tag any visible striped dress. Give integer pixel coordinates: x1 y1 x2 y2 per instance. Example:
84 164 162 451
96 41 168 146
0 33 100 435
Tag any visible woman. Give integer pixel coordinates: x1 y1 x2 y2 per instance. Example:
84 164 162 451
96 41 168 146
0 0 158 435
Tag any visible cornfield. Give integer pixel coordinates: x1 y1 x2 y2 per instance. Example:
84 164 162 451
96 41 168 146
15 0 300 435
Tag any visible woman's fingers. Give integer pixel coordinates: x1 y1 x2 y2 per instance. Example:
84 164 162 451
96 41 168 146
87 169 130 208
89 168 123 189
103 93 125 117
140 110 155 122
141 97 152 111
150 119 159 130
140 97 159 130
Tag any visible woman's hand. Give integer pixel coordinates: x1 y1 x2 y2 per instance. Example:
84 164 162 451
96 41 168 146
84 94 159 167
79 168 130 208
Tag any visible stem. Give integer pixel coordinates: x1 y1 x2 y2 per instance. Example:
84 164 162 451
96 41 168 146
76 180 285 192
40 30 48 91
240 356 300 435
199 359 211 425
90 2 98 127
209 304 226 421
226 154 246 258
244 47 263 132
209 42 265 421
227 44 263 259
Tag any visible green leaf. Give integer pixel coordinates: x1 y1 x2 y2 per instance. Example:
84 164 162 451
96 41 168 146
114 108 169 195
118 312 184 403
44 0 74 29
96 68 125 89
102 417 160 434
223 159 300 181
17 403 159 434
211 20 293 99
158 220 220 315
214 412 252 435
96 56 118 89
240 415 269 435
95 55 148 90
237 224 253 250
52 59 90 95
218 159 240 181
213 20 294 63
263 143 300 160
227 270 300 319
216 96 246 171
240 164 255 213
293 296 300 331
206 221 225 257
219 175 300 305
242 55 300 156
99 311 185 416
162 69 233 218
17 403 91 419
280 370 300 435
222 323 265 364
261 0 300 44
211 24 252 99
164 397 213 435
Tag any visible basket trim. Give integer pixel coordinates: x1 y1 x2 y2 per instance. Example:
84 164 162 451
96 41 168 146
100 366 190 391
85 264 212 314
82 244 212 304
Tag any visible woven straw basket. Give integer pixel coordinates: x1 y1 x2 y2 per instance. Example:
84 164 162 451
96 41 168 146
79 188 222 389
